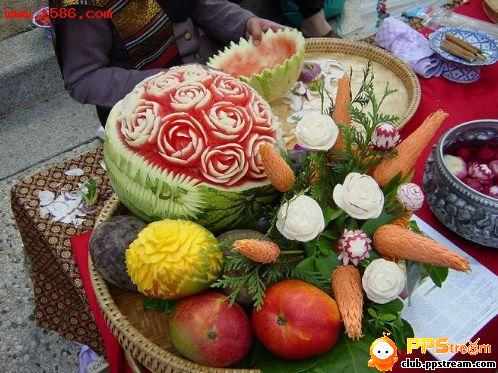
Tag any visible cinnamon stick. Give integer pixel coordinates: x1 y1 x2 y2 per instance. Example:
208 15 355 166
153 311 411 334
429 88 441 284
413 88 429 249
444 34 487 61
441 40 476 62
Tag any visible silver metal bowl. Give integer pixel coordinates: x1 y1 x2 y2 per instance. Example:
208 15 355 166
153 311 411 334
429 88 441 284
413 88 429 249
423 119 498 248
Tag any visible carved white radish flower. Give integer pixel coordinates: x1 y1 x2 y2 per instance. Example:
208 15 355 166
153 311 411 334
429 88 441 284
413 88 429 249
157 113 208 165
276 195 325 242
295 110 339 151
201 144 249 186
121 100 162 147
203 101 252 142
245 133 275 179
397 183 424 211
338 229 372 266
170 82 212 111
362 259 406 304
333 172 384 220
371 122 400 151
211 75 251 104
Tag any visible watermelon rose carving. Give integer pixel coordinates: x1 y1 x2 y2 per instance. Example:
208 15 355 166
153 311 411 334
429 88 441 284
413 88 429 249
104 64 279 232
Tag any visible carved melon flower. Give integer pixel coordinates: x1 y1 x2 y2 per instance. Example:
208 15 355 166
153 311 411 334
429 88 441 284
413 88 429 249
248 94 274 133
201 143 249 186
333 173 384 220
144 70 183 100
295 110 339 151
157 112 208 165
276 195 325 242
211 74 251 104
170 82 212 111
121 100 162 147
203 101 253 142
338 229 372 266
245 133 276 179
362 259 406 304
126 219 223 299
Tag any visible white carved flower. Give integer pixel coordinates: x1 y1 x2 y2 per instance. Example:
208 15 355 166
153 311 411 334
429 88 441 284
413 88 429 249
157 112 208 165
295 110 339 151
201 144 249 186
245 133 275 179
170 82 212 111
333 172 384 220
276 195 325 242
362 259 406 304
120 100 162 147
203 101 252 142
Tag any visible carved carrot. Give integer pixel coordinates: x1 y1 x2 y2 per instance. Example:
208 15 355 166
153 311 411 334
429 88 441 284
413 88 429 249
331 265 363 340
373 110 448 186
331 75 352 152
373 224 470 272
259 143 296 192
233 239 280 264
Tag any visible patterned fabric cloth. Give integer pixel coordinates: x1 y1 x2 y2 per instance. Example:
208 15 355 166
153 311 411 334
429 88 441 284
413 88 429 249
11 147 112 353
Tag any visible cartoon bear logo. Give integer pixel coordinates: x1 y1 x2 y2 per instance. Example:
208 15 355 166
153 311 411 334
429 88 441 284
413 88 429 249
368 334 398 372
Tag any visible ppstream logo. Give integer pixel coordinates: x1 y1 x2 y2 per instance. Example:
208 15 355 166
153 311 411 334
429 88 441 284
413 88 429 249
368 335 496 371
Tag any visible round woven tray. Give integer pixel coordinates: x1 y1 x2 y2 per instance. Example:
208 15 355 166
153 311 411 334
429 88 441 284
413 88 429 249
89 38 421 373
273 38 421 142
90 194 260 373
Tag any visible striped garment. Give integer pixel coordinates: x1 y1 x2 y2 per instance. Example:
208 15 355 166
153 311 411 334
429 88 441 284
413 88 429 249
49 0 179 69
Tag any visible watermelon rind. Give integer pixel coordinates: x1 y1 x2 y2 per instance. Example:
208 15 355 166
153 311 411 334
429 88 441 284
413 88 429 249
208 28 306 103
104 102 279 233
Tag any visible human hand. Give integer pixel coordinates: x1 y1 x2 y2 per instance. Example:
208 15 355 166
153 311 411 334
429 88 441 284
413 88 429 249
246 17 284 45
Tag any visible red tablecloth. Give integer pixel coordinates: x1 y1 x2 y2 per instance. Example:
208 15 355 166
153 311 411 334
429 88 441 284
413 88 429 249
70 1 498 372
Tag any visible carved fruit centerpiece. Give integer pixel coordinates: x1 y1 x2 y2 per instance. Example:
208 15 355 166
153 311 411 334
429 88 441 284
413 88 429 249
104 65 279 232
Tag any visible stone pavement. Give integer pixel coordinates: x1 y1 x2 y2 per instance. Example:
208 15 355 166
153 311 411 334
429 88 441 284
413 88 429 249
0 20 100 372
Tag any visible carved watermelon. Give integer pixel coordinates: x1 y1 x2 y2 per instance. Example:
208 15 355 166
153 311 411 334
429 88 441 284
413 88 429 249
208 28 305 102
104 65 279 233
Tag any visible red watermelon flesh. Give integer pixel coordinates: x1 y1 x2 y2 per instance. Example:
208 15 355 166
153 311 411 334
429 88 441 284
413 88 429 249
114 65 276 188
218 33 297 78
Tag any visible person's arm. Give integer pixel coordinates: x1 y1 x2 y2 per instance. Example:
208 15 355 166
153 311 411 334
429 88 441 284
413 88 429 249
191 0 254 44
54 17 162 108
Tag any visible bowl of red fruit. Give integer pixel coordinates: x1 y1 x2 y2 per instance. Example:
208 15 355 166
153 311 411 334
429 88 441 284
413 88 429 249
424 119 498 248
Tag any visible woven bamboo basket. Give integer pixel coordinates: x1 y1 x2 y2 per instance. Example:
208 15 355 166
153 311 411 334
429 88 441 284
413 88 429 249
89 38 421 373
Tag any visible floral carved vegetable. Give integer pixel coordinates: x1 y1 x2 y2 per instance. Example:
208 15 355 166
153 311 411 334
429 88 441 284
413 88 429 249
104 64 280 232
337 229 372 266
276 195 325 242
295 111 339 151
331 265 363 340
362 259 406 304
333 172 384 220
396 183 424 211
371 122 400 151
126 219 223 299
373 110 448 186
373 224 470 271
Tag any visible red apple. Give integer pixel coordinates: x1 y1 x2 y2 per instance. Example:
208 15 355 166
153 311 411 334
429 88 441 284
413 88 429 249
169 292 252 367
252 280 342 360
